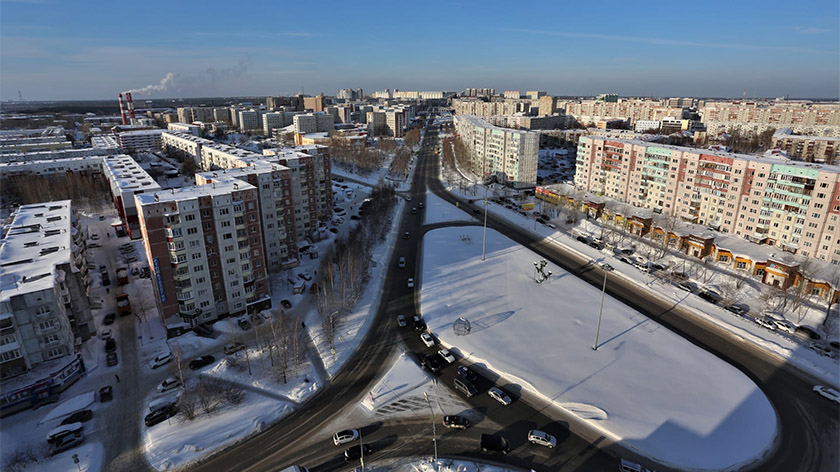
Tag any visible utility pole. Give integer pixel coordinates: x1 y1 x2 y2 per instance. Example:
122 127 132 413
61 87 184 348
593 269 608 350
424 391 438 470
482 184 489 261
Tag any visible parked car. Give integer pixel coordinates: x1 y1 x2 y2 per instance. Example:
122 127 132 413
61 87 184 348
442 415 470 429
99 386 113 402
527 430 557 448
100 328 113 340
724 304 748 316
420 332 435 347
50 434 83 455
343 444 372 462
770 318 795 334
407 278 415 288
106 352 118 366
421 354 442 373
157 377 181 393
189 355 216 370
756 318 777 330
47 422 83 444
224 342 245 355
397 315 407 328
698 289 722 305
145 404 178 427
149 352 172 369
438 349 455 363
795 325 822 340
398 257 406 268
104 338 116 353
333 429 360 446
453 377 477 398
403 232 410 239
457 365 478 383
60 409 93 426
810 342 837 358
676 281 698 293
488 387 512 406
238 318 252 331
413 315 426 331
103 313 116 325
813 385 840 404
670 271 689 282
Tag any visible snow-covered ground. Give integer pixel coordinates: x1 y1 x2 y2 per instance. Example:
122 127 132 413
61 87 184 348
360 353 432 412
365 457 522 472
420 226 776 471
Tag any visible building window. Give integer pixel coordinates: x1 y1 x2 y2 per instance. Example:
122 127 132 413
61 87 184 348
1 349 22 361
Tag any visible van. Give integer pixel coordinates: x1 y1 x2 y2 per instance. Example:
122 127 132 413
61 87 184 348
453 377 477 397
47 422 83 444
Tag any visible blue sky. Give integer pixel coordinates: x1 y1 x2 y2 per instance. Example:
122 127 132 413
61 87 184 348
1 0 838 100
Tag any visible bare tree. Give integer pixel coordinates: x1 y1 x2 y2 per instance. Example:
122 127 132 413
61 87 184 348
169 344 187 387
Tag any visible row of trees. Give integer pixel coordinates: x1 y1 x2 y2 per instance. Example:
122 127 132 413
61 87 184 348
315 186 398 349
2 173 111 212
329 136 387 176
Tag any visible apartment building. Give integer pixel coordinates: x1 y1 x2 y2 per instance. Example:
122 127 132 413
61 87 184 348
161 131 215 166
560 98 686 126
303 95 326 113
266 149 333 239
453 99 534 117
0 145 118 165
0 201 94 381
197 164 299 271
117 130 164 153
101 155 162 239
167 122 201 136
575 136 840 262
454 115 539 189
538 96 557 116
771 128 840 163
293 112 334 135
238 110 262 132
0 135 72 153
90 135 121 149
262 112 293 135
504 91 521 99
135 180 270 328
701 101 840 137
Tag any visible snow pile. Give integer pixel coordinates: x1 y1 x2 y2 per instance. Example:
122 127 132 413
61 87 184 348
38 392 95 425
420 226 777 471
360 352 432 412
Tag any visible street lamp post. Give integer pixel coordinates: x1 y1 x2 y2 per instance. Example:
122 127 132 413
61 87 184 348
424 391 438 470
482 183 489 261
592 269 608 351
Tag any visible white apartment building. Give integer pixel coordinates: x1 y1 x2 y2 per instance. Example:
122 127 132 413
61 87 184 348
238 110 262 132
575 136 840 262
167 122 201 136
101 155 162 239
135 181 271 328
161 131 215 167
701 101 840 137
262 112 290 136
117 130 164 153
0 201 94 380
90 135 120 149
293 112 334 135
454 115 539 189
634 120 661 133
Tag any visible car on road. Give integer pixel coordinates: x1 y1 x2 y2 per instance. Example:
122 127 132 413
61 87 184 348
770 318 795 334
224 342 245 355
527 430 557 448
343 444 372 462
698 289 722 305
795 325 822 340
676 281 698 293
329 227 338 234
398 257 406 268
755 318 776 330
403 232 410 239
418 202 424 209
157 377 181 393
350 215 360 220
145 404 178 427
473 208 481 214
106 352 118 366
99 386 113 402
100 328 113 340
421 354 442 373
420 332 435 347
438 349 455 363
457 365 478 383
813 385 840 404
480 433 510 454
280 299 292 309
488 387 512 406
810 342 836 358
149 352 172 369
333 429 359 446
397 315 407 328
412 315 426 331
189 355 216 370
50 434 83 455
411 207 417 214
724 304 748 316
442 415 470 429
104 338 116 353
407 277 415 288
453 377 477 398
101 275 111 286
60 409 93 426
103 313 116 325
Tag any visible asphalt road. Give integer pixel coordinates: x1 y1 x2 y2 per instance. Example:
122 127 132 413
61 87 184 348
191 116 838 472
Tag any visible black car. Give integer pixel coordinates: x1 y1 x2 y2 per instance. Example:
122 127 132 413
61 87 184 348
457 366 478 383
421 354 442 373
145 404 178 427
795 325 822 340
442 415 470 429
238 318 252 331
60 409 93 425
189 355 216 370
412 315 426 331
698 290 721 305
105 338 116 353
576 235 589 244
343 444 372 462
480 433 511 454
280 299 292 309
329 228 338 234
103 313 116 325
106 352 118 366
404 232 410 239
101 275 111 286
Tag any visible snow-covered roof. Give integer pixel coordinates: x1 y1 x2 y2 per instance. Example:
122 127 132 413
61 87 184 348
135 179 256 205
102 155 161 194
0 201 74 302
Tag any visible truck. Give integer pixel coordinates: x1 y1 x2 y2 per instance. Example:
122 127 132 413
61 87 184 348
116 267 128 286
116 293 131 316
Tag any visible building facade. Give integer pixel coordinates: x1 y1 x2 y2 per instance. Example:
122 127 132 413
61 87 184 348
454 115 539 189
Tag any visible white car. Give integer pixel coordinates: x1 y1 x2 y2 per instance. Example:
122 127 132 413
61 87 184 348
488 387 512 406
407 278 415 288
438 349 455 363
99 328 113 340
813 385 840 404
157 377 181 393
756 318 776 330
527 430 557 448
772 319 795 334
332 429 359 446
421 333 435 348
149 352 172 369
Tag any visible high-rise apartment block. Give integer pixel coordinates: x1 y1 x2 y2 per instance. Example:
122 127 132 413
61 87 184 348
238 110 262 132
771 128 840 163
293 112 334 135
167 122 201 136
0 201 94 379
575 136 840 262
116 130 164 153
538 96 557 116
303 95 326 113
700 101 840 137
454 115 539 189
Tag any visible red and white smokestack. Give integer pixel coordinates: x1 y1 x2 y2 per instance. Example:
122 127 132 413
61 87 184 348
126 92 136 121
118 93 128 125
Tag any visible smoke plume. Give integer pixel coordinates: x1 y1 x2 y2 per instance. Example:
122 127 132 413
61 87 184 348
126 72 177 95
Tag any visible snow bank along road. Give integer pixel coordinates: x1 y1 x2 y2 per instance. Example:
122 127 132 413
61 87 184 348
425 123 839 471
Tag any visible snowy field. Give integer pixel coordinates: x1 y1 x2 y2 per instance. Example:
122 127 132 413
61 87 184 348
360 353 432 412
419 226 777 471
